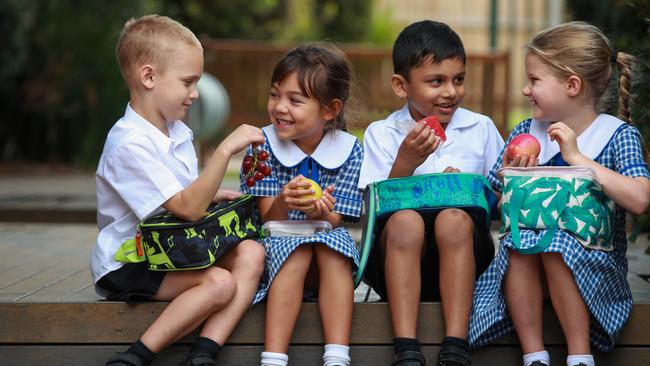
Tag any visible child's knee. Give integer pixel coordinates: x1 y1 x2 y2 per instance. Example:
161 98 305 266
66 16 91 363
509 250 537 270
315 245 351 271
282 245 314 273
434 209 473 245
203 267 237 304
384 210 425 246
235 240 266 276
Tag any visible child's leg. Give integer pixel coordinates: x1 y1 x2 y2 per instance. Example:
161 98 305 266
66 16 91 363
433 208 475 339
197 240 266 344
314 245 353 365
314 244 353 345
265 245 314 353
540 253 591 355
504 251 545 354
382 210 426 338
139 266 238 352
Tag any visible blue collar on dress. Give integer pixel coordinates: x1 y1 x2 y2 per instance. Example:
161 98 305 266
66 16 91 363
529 114 625 165
262 125 357 183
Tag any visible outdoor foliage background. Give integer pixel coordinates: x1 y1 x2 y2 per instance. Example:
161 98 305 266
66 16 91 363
0 0 377 167
1 0 649 232
568 0 650 237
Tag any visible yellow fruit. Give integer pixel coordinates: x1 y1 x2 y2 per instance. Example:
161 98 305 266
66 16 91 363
298 178 322 200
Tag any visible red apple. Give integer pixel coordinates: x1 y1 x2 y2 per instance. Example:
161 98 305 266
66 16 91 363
417 116 446 141
506 133 541 160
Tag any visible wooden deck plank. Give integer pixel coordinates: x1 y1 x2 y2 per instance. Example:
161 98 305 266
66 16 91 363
1 302 649 345
0 261 63 290
17 266 91 302
0 240 44 272
0 257 88 302
1 345 648 366
57 283 101 302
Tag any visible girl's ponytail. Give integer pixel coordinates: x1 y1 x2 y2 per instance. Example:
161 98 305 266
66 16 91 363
614 51 634 124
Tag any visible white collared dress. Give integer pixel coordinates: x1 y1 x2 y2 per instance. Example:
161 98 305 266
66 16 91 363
241 125 364 304
468 116 650 351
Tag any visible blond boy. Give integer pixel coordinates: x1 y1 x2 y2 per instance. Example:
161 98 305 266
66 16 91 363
92 15 266 366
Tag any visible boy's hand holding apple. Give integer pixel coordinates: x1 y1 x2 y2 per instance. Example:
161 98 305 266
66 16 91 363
392 121 444 177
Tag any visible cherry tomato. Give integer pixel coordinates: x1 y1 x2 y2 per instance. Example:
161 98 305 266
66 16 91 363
242 160 253 172
257 150 269 161
246 176 256 187
254 171 265 181
256 161 267 171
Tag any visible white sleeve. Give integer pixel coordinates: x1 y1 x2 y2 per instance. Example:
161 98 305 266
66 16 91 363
358 124 396 189
482 121 506 177
103 142 184 220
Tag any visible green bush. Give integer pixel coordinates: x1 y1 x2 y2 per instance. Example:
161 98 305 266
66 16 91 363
0 0 150 166
0 0 376 168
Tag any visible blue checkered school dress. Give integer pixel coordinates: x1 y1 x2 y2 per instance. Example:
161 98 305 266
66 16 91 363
240 130 364 304
468 118 650 352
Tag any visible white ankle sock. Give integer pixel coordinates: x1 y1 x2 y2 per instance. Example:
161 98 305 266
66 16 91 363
567 354 594 366
323 344 351 366
523 350 550 366
261 351 288 366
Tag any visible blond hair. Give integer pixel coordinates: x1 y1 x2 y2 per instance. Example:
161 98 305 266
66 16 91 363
116 14 202 87
526 21 634 123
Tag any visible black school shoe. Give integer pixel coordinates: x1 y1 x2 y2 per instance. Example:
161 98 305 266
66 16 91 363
436 343 471 366
393 350 426 365
182 352 217 366
105 352 144 366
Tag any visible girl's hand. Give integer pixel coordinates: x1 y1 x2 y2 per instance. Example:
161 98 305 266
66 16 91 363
278 175 318 212
548 122 583 164
306 185 336 219
213 189 241 202
502 149 538 168
394 123 443 173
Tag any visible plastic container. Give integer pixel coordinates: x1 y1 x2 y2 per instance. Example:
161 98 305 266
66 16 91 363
261 220 332 237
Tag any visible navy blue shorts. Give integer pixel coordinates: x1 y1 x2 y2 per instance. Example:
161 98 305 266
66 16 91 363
97 262 166 303
363 207 495 301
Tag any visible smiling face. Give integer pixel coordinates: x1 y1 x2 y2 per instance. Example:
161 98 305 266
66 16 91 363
267 71 333 154
522 53 572 122
151 43 204 124
395 56 466 123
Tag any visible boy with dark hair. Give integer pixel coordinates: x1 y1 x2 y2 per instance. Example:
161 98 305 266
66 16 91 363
359 20 504 366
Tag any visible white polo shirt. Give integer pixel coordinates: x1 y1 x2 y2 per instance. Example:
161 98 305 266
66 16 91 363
91 104 198 287
359 104 504 189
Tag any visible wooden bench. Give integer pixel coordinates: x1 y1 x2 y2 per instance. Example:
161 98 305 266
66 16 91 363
2 301 650 365
1 223 650 365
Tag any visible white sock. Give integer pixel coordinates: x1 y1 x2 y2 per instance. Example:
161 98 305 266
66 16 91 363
567 354 594 366
261 351 288 366
323 344 351 366
523 350 550 366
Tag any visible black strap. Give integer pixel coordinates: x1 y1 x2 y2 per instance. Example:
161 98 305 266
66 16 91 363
105 352 144 366
393 350 426 366
183 353 217 366
437 343 471 366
